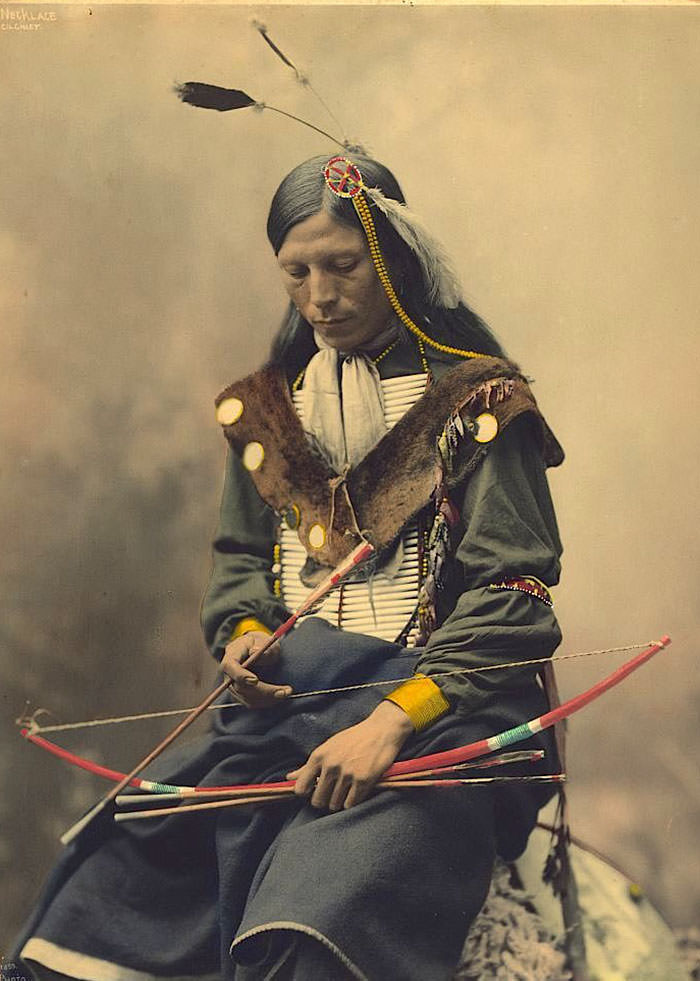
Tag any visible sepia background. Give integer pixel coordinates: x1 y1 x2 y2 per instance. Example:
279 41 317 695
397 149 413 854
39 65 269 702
1 3 699 947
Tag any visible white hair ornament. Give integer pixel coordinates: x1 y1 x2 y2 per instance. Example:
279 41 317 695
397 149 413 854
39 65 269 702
361 184 462 309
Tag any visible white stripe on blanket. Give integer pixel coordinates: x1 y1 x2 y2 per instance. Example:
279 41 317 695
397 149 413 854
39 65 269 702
21 938 220 981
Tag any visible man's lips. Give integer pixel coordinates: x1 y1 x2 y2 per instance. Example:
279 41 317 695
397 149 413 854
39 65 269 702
314 318 350 327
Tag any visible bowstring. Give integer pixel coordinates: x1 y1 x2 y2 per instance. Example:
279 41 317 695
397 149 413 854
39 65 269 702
18 642 659 736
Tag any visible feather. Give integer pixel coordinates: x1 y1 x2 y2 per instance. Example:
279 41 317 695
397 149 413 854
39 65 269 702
363 185 463 309
175 82 257 112
252 20 301 76
344 140 371 156
250 19 351 144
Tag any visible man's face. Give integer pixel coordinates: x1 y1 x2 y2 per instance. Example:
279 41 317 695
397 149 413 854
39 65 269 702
277 209 394 351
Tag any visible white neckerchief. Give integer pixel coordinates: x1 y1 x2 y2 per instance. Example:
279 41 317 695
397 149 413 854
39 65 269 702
301 326 398 474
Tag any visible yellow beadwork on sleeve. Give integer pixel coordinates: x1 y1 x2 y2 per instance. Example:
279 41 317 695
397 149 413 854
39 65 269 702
384 674 450 732
231 618 272 641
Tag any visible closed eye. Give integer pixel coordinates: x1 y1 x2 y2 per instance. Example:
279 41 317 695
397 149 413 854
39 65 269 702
328 259 359 274
284 267 308 281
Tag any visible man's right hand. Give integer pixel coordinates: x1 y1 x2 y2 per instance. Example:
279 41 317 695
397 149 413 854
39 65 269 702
221 631 292 709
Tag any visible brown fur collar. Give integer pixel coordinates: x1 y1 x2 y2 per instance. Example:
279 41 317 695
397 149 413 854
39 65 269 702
216 357 563 567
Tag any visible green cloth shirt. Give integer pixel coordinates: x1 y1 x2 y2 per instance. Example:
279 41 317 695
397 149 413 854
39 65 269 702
200 337 563 717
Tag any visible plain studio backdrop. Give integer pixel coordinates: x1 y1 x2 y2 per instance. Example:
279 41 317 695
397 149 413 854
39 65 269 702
1 2 699 947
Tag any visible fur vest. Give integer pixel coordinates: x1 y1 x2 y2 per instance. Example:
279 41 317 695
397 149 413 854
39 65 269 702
216 356 563 569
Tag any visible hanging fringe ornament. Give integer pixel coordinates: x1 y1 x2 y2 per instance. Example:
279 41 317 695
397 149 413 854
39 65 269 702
438 410 466 473
465 377 515 411
543 791 571 897
542 789 590 980
362 185 463 308
436 378 515 473
415 490 460 644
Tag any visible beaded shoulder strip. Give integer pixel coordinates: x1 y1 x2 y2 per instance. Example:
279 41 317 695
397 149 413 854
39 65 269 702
488 576 553 607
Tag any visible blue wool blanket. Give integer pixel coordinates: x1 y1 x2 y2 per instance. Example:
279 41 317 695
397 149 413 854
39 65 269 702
14 619 556 981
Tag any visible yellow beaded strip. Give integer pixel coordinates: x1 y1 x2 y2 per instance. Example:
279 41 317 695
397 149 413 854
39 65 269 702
416 336 430 374
372 338 399 365
421 525 430 580
231 617 272 640
272 542 282 597
384 673 450 732
352 191 487 361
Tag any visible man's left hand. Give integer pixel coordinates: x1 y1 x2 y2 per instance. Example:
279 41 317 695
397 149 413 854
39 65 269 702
287 701 414 811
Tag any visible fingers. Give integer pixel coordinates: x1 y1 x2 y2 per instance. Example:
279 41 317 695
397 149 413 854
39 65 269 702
224 631 281 668
343 779 373 809
308 766 349 812
287 761 319 799
243 635 282 666
221 634 291 708
328 773 354 812
234 679 292 709
222 654 258 689
314 770 372 811
286 759 373 812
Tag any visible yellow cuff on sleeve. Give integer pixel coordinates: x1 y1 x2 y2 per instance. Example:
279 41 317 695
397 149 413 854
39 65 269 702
384 674 450 732
230 618 272 641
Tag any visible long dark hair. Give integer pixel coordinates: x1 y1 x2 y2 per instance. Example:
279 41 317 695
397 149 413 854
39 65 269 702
266 154 505 378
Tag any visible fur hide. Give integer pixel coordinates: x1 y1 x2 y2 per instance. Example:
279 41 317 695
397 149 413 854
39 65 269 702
216 357 563 568
456 860 572 981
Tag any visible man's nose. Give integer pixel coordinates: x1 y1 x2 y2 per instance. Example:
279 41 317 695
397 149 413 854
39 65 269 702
308 269 338 311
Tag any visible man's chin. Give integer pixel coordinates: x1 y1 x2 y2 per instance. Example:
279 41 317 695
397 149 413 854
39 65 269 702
315 329 360 351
